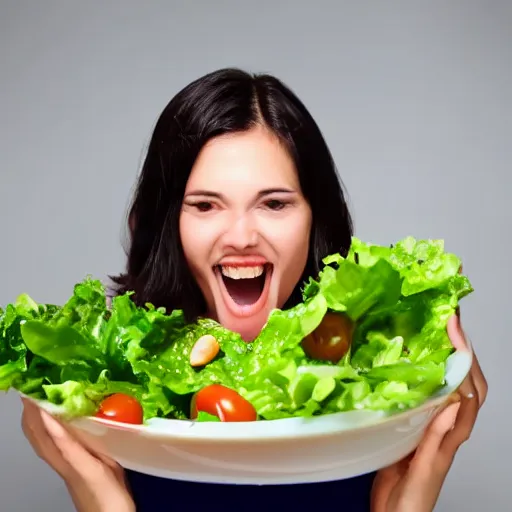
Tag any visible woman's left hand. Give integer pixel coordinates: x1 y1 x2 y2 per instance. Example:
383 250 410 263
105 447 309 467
370 314 488 512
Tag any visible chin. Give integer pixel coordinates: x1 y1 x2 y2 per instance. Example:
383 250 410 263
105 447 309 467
218 307 274 342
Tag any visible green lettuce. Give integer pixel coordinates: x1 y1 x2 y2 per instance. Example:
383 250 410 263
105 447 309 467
0 236 472 422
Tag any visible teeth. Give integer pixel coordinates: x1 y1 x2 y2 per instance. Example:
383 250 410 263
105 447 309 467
220 265 265 279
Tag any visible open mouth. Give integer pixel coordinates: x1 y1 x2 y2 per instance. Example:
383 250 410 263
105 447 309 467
215 263 272 311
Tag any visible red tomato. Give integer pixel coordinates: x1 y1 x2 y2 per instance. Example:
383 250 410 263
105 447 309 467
95 393 144 425
301 312 354 363
191 384 257 422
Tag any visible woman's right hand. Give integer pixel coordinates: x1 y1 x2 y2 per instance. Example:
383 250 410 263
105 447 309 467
21 398 135 512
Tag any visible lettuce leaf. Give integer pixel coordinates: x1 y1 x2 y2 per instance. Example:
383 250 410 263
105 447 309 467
0 236 473 422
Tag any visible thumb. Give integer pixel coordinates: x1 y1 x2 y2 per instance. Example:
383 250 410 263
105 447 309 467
447 315 469 352
40 410 104 478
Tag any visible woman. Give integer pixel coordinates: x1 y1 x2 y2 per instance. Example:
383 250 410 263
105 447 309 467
21 68 487 512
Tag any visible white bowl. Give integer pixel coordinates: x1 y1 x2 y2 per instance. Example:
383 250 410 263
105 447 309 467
23 349 472 485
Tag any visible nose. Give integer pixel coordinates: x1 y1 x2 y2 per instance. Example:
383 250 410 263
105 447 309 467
222 213 258 250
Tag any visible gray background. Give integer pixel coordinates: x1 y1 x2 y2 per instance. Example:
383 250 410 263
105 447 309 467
0 1 510 510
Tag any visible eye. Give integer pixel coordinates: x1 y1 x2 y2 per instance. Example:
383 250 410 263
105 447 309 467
194 201 214 212
265 199 287 211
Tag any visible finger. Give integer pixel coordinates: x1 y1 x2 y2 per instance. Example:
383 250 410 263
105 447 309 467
447 315 488 408
21 400 71 478
94 451 125 482
462 345 487 408
447 315 469 352
379 450 415 478
48 417 122 476
37 409 109 479
22 399 105 477
40 410 126 485
411 401 461 468
21 399 56 455
469 353 488 407
440 371 480 455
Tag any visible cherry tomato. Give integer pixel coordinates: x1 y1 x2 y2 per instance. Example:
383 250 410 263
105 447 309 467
191 384 257 422
301 312 354 363
95 393 144 425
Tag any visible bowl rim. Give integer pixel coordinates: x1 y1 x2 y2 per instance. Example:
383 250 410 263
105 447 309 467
19 346 473 443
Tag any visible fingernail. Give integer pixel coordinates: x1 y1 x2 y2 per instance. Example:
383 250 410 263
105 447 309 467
40 410 66 439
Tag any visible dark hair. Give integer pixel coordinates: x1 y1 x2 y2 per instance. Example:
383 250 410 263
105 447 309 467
112 68 354 320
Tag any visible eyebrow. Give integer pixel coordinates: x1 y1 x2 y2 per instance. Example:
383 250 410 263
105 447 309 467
185 188 296 199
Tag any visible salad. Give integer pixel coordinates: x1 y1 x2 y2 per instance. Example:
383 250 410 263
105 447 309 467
0 236 472 425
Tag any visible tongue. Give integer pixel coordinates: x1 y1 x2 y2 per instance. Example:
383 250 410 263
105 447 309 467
223 276 264 306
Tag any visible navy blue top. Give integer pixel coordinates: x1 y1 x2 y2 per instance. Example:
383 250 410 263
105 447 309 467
125 470 376 511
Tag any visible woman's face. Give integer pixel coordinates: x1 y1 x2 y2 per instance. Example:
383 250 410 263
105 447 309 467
179 126 312 341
